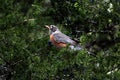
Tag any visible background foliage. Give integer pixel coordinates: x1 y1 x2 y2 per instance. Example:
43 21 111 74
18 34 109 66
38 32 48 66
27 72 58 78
0 0 120 80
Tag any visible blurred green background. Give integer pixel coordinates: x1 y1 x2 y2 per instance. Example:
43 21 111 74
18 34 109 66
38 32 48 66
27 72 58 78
0 0 120 80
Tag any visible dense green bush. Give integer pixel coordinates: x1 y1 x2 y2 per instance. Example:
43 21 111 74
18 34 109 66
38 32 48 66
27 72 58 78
0 0 120 80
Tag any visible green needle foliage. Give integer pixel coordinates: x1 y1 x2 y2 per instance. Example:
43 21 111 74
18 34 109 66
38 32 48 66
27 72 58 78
0 0 120 80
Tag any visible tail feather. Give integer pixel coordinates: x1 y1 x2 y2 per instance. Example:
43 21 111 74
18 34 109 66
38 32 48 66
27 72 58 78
69 44 95 56
69 44 82 51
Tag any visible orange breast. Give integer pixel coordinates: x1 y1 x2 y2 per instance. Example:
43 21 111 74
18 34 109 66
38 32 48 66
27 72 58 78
50 34 67 47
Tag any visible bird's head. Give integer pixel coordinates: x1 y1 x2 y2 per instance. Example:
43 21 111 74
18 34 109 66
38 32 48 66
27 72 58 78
45 25 60 34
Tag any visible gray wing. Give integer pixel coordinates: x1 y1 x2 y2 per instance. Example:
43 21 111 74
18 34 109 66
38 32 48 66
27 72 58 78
53 33 76 45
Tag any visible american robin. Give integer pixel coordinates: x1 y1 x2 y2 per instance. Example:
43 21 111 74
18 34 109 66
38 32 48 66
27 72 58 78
45 25 82 50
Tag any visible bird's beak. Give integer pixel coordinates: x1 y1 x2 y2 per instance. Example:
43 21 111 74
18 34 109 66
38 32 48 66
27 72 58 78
45 25 50 29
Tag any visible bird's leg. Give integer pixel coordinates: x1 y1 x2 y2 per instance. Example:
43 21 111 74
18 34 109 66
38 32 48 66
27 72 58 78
48 41 53 46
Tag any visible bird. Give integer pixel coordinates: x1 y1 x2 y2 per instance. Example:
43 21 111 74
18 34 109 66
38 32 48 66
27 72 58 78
45 25 82 50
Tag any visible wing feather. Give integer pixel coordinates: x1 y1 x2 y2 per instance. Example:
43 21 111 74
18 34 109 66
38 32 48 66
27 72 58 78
53 33 75 45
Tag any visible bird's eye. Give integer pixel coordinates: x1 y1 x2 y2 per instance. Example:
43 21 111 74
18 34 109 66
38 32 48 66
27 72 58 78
50 26 52 28
50 25 54 29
